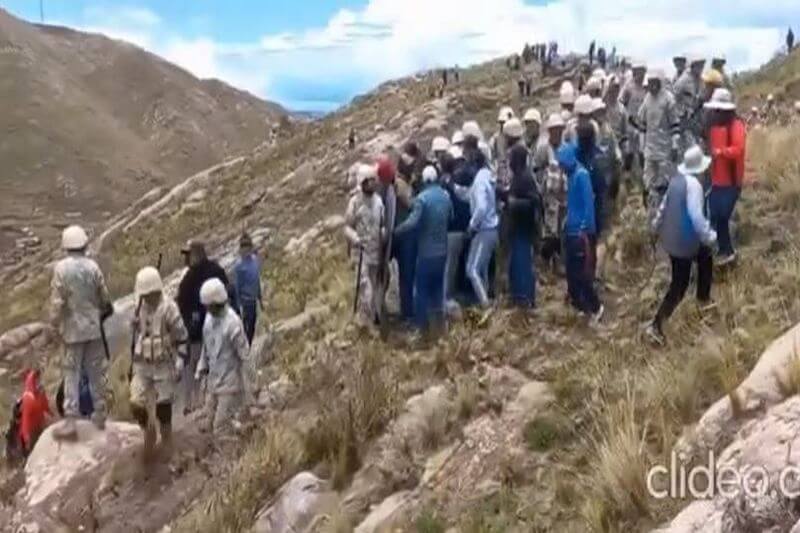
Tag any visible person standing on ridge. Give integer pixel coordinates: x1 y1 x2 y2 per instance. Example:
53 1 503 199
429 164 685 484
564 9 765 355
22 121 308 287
674 56 706 151
672 54 688 86
523 108 543 151
588 40 596 66
232 232 263 345
490 106 516 187
646 146 717 345
620 61 648 181
506 144 540 307
49 225 112 439
788 28 795 52
534 113 568 272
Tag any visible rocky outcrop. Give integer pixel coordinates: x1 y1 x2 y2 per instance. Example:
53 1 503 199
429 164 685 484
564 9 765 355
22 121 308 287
0 321 51 361
252 472 338 533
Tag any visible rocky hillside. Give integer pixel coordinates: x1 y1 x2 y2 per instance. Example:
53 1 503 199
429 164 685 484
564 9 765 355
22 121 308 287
2 43 800 532
0 8 287 261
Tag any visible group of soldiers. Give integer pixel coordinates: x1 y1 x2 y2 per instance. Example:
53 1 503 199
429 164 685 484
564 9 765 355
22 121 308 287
9 226 264 461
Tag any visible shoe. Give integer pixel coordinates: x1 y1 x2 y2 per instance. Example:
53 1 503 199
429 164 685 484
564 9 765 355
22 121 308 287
698 299 718 313
716 253 737 267
645 323 666 346
591 305 605 326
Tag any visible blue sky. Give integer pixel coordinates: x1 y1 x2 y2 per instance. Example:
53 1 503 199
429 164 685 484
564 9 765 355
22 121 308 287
2 1 798 112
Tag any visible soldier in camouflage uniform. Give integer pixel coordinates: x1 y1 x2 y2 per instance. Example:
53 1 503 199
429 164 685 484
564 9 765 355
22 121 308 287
673 57 706 151
620 62 648 183
130 267 188 458
533 113 568 270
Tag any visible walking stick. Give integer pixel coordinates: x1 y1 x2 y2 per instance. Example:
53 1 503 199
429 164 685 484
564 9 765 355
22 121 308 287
353 247 364 316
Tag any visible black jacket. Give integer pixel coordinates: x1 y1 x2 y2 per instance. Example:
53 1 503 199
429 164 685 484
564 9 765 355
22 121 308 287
177 259 231 342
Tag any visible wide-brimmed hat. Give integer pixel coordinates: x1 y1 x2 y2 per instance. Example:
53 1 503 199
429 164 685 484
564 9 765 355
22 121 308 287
703 88 736 110
678 145 712 175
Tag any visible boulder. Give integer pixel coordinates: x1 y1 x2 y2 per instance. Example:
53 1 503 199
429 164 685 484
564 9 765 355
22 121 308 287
284 216 344 257
354 491 419 533
274 305 331 336
252 472 338 533
0 322 48 359
505 381 554 424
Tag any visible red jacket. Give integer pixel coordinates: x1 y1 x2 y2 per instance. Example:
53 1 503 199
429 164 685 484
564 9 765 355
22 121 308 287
19 369 51 452
708 118 746 187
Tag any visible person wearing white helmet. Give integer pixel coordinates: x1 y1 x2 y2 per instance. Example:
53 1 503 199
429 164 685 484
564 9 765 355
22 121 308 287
533 113 568 270
585 76 603 98
710 54 731 88
522 108 542 149
461 120 484 143
394 165 453 334
490 106 516 185
130 266 188 458
49 225 113 439
432 136 451 158
637 68 682 224
559 81 576 114
674 55 706 151
604 76 629 180
563 94 599 144
620 61 648 176
451 130 465 147
672 54 688 85
195 278 249 434
344 162 385 328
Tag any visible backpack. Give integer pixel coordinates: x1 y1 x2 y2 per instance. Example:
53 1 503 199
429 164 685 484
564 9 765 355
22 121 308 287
55 370 94 418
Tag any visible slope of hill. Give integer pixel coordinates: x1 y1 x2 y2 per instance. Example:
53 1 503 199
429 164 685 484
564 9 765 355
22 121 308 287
0 8 286 258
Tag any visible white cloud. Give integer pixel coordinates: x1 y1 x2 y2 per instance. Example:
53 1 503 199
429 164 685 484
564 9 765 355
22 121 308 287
62 1 796 111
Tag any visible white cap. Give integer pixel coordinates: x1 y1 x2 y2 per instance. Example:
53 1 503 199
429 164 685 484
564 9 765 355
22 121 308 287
135 266 163 297
523 108 542 124
448 145 464 159
546 112 566 129
586 76 603 92
574 94 595 116
688 54 706 66
703 88 736 110
502 117 525 138
645 68 667 84
451 130 465 145
62 225 89 251
592 68 607 79
559 81 576 104
462 120 483 140
497 106 515 123
356 163 377 186
631 59 647 70
421 165 439 183
200 278 228 306
678 145 712 175
712 53 726 63
432 136 450 152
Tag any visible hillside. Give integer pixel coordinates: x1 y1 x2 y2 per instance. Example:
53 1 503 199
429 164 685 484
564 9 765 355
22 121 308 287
0 8 287 260
1 41 800 532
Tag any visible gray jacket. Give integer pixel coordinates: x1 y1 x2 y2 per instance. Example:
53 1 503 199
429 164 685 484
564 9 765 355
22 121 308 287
198 306 250 395
653 172 717 258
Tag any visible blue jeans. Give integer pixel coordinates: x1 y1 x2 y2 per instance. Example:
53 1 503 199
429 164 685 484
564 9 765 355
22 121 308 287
466 229 499 308
565 234 600 314
240 301 258 344
414 255 446 330
708 186 741 257
509 231 536 307
393 230 418 321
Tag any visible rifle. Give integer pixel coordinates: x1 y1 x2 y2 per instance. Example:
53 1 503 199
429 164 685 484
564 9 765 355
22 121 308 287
352 247 364 316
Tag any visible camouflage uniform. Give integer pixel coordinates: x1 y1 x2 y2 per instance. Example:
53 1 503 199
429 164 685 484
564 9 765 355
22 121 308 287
673 71 704 151
533 140 567 241
620 79 647 159
637 88 681 224
49 254 112 426
490 132 510 187
344 192 385 326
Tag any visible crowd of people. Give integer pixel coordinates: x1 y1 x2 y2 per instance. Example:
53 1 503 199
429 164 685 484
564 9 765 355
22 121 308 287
344 48 749 348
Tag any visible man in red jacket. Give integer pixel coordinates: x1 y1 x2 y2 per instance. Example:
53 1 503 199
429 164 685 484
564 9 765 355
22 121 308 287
704 88 746 266
18 369 52 455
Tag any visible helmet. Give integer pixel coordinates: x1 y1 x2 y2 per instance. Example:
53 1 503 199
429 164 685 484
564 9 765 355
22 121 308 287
502 118 525 138
62 225 88 251
497 106 515 123
523 108 542 124
592 98 606 112
462 120 483 140
574 94 595 116
592 68 607 79
357 163 377 186
631 59 647 71
432 136 450 152
673 53 687 61
135 266 163 296
712 53 726 64
451 130 465 145
448 145 464 159
559 81 576 104
703 88 736 111
586 76 603 92
702 69 724 86
200 278 228 306
546 113 566 129
376 156 395 184
688 54 706 66
645 68 667 84
421 165 439 183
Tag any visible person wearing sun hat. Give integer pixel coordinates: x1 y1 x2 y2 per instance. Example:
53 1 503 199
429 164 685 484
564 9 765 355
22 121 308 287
646 145 717 345
704 87 746 266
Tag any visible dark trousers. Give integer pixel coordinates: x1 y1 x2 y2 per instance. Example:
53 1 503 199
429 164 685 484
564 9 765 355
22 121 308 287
241 301 258 344
654 246 713 329
414 255 446 331
565 234 600 314
509 231 536 307
393 231 418 321
708 186 741 257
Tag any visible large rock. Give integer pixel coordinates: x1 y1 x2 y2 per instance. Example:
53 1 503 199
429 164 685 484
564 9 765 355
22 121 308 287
656 396 800 532
0 322 49 360
677 322 800 458
252 472 338 533
284 216 345 257
274 305 331 336
354 491 419 533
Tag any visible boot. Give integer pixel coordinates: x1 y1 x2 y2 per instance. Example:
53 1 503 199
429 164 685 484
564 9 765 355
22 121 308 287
53 418 78 441
143 424 157 464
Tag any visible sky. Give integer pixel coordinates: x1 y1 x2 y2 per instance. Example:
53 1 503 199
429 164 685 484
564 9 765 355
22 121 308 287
2 1 798 112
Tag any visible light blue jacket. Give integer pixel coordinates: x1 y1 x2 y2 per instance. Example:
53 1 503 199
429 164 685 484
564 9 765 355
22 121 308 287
395 183 453 258
468 167 499 233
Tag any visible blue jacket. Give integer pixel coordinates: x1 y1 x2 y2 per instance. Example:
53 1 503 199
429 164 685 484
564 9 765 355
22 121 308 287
445 159 475 232
576 143 607 234
395 183 453 258
558 143 596 236
468 167 499 233
233 254 262 305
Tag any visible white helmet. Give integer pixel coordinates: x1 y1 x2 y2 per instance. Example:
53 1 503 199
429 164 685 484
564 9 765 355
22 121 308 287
502 118 525 139
200 278 228 306
357 163 377 186
688 54 706 66
794 101 800 112
645 68 667 84
523 108 542 124
546 113 566 129
497 106 515 123
61 225 89 251
585 76 603 93
451 130 465 145
462 120 483 140
559 81 576 104
574 94 595 116
432 136 450 152
448 145 464 159
421 165 439 183
592 68 606 79
631 59 647 71
135 266 163 296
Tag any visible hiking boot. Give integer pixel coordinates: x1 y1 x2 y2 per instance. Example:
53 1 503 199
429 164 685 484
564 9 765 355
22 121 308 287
716 252 737 267
53 418 78 441
645 323 666 346
591 305 605 326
